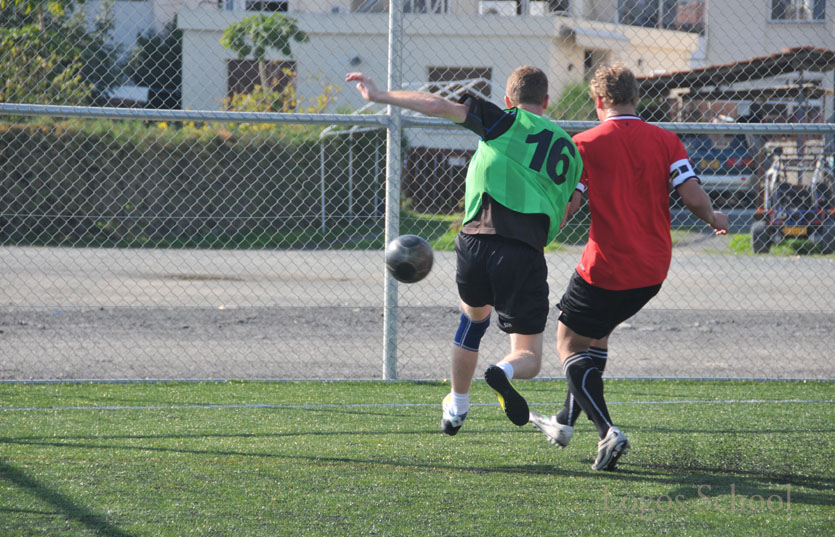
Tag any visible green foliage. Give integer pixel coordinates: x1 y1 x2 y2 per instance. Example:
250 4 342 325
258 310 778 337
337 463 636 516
220 13 309 62
221 13 309 92
0 25 89 105
637 95 670 122
224 69 337 114
0 3 36 26
547 81 596 121
125 19 182 91
0 0 74 29
222 68 339 137
727 232 752 254
0 0 123 104
0 119 383 248
65 0 123 102
725 232 834 256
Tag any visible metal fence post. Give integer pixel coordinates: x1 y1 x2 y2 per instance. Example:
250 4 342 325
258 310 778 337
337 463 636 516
383 0 403 380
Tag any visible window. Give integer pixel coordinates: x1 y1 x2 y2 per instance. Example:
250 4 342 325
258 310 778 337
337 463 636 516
245 0 288 12
403 0 448 13
771 0 825 20
548 0 570 13
618 0 705 35
583 50 609 81
349 0 447 13
227 60 296 97
427 67 492 100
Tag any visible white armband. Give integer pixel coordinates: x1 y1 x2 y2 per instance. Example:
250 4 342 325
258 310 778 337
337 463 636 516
670 158 698 189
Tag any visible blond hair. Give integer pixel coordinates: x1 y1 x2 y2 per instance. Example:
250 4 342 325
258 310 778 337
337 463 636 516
589 62 639 107
505 65 549 106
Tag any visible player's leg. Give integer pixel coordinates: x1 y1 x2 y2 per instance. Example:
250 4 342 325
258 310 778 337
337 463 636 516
484 332 542 426
482 238 549 427
557 322 613 437
530 339 609 448
529 271 624 469
502 332 544 379
452 302 493 394
443 233 493 435
443 303 492 436
559 279 660 437
534 336 609 447
557 321 629 470
554 275 661 468
554 338 609 428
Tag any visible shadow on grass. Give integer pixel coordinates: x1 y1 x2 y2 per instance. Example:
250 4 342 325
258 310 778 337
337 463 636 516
2 429 832 510
0 460 134 537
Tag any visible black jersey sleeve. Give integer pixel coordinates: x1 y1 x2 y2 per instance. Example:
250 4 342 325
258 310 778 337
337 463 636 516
457 94 516 141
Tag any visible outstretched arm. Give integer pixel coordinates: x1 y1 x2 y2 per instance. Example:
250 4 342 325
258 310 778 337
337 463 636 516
346 72 468 124
676 179 729 234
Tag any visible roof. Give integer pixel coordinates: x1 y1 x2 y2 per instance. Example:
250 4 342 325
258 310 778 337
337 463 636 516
637 46 835 98
682 83 829 103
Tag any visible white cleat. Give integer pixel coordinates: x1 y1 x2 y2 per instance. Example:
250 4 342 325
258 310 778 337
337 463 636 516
529 411 574 448
441 394 467 436
592 426 630 471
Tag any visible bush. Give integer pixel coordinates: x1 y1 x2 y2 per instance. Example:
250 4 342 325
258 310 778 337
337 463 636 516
547 81 595 121
0 119 383 247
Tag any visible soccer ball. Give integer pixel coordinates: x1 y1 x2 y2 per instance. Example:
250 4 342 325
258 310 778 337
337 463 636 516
385 234 434 283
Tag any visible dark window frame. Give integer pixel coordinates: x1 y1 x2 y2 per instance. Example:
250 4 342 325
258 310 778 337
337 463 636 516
770 0 825 21
245 0 289 12
226 59 297 99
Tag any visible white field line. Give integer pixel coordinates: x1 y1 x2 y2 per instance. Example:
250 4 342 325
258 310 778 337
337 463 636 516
0 399 832 413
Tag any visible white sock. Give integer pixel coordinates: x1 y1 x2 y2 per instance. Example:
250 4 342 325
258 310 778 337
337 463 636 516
450 391 469 415
496 361 514 380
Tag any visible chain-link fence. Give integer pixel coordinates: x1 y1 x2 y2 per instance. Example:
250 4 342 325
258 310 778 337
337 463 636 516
1 0 834 380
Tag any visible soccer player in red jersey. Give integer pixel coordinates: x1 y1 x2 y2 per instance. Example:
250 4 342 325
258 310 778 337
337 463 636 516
529 63 729 470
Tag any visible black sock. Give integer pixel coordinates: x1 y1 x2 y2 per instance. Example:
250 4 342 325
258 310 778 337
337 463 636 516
555 391 580 426
589 346 608 372
556 347 607 426
563 352 612 438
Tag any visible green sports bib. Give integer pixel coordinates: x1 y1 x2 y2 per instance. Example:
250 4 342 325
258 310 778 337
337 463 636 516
464 108 582 243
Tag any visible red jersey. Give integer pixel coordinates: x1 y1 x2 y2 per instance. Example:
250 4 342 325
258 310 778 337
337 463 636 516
572 116 697 290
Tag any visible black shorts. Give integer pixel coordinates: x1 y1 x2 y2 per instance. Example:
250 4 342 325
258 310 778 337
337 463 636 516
455 232 548 335
557 270 661 339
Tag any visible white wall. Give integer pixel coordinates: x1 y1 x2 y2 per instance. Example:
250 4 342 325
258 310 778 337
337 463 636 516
178 9 697 111
704 0 835 66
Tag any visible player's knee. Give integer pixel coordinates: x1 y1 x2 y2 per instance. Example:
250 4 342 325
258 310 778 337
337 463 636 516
453 312 490 351
518 349 542 369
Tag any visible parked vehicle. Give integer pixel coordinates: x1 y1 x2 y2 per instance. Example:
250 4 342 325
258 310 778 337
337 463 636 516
681 134 758 207
750 148 835 254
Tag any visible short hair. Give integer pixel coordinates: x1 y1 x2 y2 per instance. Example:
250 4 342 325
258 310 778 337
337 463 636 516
589 62 639 107
505 66 549 106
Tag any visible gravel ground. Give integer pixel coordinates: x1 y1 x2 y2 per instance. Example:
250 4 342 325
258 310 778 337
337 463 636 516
1 241 833 380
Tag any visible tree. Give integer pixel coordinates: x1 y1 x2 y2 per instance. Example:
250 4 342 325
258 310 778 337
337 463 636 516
547 82 596 122
0 25 89 105
0 0 81 30
0 0 122 105
126 20 182 90
66 0 123 103
220 13 309 92
125 19 182 108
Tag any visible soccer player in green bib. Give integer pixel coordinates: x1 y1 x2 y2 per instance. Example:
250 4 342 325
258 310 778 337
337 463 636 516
347 67 582 435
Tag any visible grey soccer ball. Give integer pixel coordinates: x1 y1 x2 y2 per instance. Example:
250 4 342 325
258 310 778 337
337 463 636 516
385 234 434 283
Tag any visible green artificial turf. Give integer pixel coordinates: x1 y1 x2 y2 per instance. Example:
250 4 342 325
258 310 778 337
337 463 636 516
1 380 832 536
